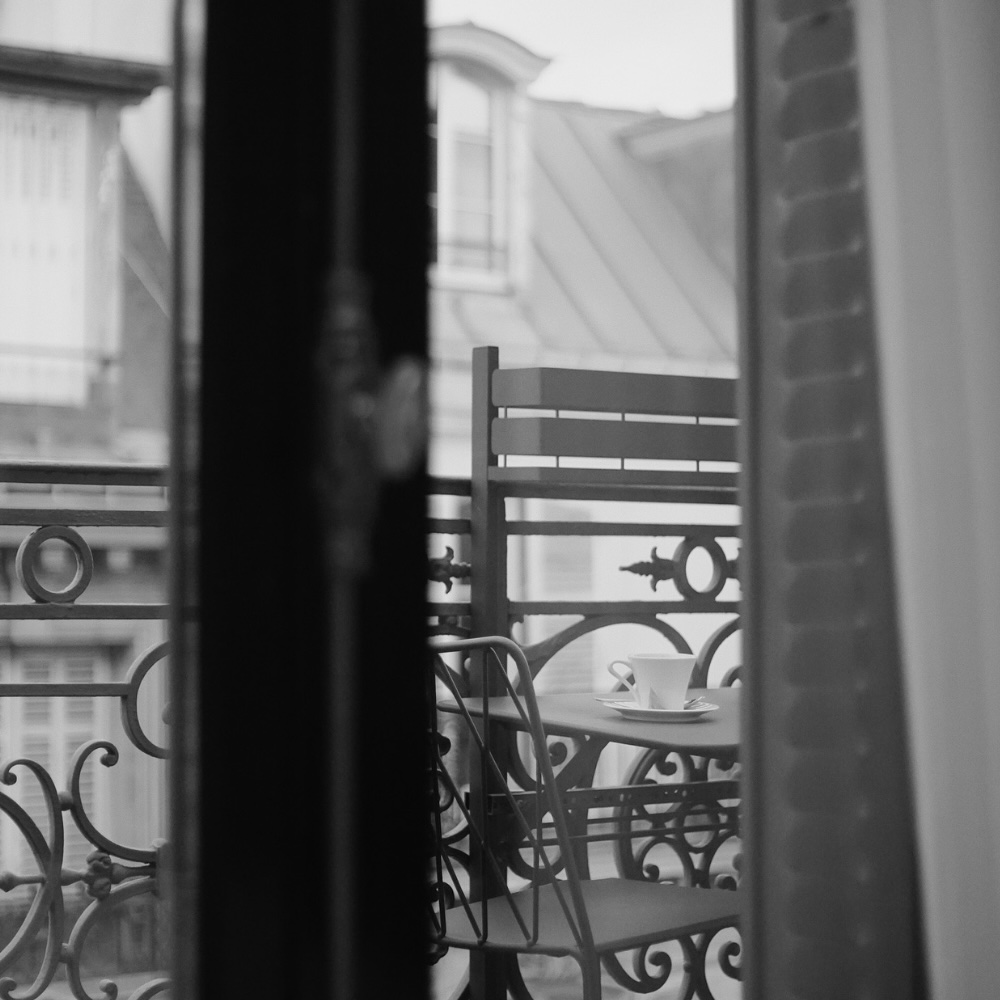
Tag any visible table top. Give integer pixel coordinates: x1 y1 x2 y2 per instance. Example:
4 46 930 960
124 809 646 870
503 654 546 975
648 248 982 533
446 687 740 756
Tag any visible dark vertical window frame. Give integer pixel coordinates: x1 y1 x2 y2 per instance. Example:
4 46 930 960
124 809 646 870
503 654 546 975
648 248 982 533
329 0 431 997
738 2 923 998
167 2 203 998
195 2 336 997
169 1 430 997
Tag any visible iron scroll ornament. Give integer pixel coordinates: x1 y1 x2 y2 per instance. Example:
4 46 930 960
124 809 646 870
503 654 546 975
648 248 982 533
0 755 164 1000
427 547 471 593
0 640 172 1000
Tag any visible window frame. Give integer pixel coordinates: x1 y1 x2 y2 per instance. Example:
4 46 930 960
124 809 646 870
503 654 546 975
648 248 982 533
430 59 512 292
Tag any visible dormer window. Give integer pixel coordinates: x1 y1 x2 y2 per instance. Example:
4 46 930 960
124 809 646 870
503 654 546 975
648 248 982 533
430 62 508 277
430 24 549 290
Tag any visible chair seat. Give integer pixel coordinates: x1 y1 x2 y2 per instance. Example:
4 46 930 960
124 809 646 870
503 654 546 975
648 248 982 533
440 878 740 957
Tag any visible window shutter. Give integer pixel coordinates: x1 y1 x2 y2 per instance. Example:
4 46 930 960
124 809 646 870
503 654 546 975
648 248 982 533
0 96 89 404
7 654 104 875
740 2 918 997
64 658 96 870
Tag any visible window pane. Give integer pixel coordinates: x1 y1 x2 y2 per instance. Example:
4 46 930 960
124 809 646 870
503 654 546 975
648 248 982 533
431 59 504 275
453 136 491 205
448 72 490 137
450 245 493 270
453 209 491 247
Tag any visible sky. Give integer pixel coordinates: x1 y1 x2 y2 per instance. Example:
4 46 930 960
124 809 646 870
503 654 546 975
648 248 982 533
428 0 736 118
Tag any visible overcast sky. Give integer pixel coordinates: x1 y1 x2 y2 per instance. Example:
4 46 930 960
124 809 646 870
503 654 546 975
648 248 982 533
428 0 736 118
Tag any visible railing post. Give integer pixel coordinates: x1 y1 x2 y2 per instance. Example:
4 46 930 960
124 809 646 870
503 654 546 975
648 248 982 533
471 345 506 647
469 345 511 1000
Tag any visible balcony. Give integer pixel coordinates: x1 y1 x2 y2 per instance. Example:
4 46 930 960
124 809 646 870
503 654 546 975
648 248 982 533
0 460 742 999
426 474 743 999
0 461 168 1000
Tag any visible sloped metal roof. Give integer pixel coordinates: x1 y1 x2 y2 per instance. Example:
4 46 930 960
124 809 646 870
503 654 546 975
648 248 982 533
432 97 737 374
529 100 736 364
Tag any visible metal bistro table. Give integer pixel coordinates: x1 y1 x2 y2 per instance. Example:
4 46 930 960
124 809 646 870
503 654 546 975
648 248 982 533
459 686 741 755
453 686 742 886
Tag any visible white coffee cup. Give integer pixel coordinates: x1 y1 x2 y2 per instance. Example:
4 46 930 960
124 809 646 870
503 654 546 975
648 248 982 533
608 653 697 710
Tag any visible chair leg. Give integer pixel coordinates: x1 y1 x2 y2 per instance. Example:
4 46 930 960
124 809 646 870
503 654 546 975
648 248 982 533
579 953 602 1000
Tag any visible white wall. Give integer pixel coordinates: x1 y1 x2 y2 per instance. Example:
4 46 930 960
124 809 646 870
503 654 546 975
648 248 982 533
857 2 1000 996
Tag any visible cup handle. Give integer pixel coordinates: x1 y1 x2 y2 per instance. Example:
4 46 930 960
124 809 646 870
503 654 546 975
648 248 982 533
607 660 636 696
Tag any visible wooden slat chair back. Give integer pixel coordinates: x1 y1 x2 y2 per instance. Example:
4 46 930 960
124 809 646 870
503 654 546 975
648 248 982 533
429 635 739 1000
476 345 739 503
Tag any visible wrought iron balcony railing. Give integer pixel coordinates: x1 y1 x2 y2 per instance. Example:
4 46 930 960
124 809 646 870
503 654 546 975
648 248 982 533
426 475 744 996
0 466 742 998
0 460 169 1000
426 474 742 688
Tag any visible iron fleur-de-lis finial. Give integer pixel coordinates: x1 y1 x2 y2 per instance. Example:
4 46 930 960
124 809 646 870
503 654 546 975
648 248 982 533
428 546 472 593
620 547 675 590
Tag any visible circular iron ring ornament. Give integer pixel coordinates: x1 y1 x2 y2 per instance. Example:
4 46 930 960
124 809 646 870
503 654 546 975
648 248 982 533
15 525 94 604
672 536 728 601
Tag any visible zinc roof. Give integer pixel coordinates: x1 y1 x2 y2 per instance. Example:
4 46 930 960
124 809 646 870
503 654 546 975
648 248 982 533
433 97 737 372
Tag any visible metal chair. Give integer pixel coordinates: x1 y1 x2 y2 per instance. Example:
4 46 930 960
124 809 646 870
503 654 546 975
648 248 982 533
428 634 740 999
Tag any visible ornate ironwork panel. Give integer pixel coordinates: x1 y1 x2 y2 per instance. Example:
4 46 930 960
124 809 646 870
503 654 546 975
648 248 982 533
427 474 744 998
0 463 169 1000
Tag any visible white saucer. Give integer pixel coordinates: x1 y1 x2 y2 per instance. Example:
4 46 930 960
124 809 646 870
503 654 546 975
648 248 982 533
597 699 718 723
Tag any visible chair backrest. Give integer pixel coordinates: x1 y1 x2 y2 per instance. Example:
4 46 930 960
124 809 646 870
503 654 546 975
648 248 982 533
474 345 739 503
428 634 596 956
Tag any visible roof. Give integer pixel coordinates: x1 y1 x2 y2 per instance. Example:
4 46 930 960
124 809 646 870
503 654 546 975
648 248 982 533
433 97 737 374
624 108 738 281
0 44 169 104
529 100 735 363
431 22 550 85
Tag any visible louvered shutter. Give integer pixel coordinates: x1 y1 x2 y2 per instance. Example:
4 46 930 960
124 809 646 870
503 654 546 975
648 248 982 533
0 97 89 404
64 658 96 871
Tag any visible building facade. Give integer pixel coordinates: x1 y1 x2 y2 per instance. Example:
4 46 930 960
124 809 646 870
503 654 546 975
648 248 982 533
0 15 170 924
